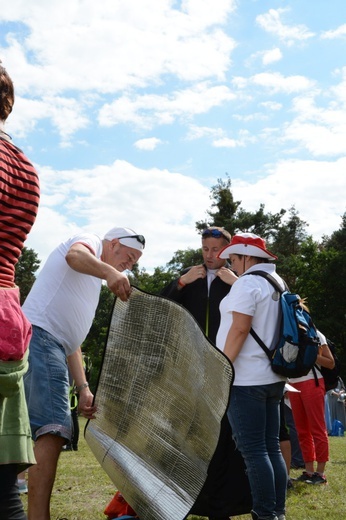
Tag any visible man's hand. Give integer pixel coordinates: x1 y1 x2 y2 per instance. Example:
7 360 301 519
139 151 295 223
105 270 132 301
78 387 97 420
179 265 206 286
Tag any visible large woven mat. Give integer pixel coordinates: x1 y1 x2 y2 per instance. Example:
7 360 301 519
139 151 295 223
85 288 233 520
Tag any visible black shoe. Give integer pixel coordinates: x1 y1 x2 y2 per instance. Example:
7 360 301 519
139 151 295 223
291 471 313 482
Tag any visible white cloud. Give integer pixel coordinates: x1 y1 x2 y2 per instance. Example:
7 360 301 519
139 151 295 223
251 72 314 94
98 83 237 129
261 47 283 65
260 101 282 111
1 0 236 94
186 125 225 140
321 24 346 40
282 78 346 156
256 8 315 46
232 157 346 239
212 137 240 148
232 72 314 94
134 137 163 151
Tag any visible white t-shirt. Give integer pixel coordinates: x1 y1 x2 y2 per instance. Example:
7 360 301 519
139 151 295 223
216 263 286 386
23 233 103 356
288 330 326 384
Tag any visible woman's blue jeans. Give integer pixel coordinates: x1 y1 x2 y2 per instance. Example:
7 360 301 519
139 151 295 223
227 382 286 520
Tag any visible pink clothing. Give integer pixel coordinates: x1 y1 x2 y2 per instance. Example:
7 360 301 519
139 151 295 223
0 287 32 361
289 377 329 463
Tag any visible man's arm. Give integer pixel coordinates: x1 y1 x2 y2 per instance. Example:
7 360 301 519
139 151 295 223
65 243 131 301
68 347 97 420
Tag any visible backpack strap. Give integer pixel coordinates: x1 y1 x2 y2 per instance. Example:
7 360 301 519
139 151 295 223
249 326 273 361
243 270 285 361
247 270 288 292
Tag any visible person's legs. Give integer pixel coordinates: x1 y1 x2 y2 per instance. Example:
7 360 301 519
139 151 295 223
0 464 27 520
28 434 65 520
303 380 329 467
279 398 291 479
227 382 285 520
24 327 72 520
289 386 315 469
299 379 329 481
284 402 304 468
266 387 287 517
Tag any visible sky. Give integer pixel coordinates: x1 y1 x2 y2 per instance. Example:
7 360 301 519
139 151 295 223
1 0 346 273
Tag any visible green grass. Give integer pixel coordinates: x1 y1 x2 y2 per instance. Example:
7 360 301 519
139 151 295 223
21 418 346 520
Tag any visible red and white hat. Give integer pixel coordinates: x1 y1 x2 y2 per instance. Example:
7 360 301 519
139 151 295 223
218 232 277 260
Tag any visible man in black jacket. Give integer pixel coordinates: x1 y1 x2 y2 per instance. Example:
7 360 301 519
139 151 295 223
161 227 236 343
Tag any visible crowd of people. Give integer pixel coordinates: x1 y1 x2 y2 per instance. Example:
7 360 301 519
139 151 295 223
1 62 342 520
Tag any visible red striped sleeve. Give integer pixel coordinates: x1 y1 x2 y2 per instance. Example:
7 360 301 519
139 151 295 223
0 138 40 287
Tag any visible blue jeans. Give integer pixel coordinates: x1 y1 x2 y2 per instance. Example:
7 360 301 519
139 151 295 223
227 382 286 520
24 326 72 442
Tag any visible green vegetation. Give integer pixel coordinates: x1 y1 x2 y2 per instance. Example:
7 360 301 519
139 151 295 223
20 417 346 519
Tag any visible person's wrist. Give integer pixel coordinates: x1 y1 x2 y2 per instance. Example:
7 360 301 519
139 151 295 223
177 277 186 288
76 382 89 392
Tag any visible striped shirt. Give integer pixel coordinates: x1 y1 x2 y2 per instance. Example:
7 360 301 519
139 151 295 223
0 135 40 287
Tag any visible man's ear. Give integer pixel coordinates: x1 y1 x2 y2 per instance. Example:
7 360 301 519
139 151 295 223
111 238 120 249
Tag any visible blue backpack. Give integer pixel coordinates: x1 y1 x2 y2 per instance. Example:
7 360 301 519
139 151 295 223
246 271 320 378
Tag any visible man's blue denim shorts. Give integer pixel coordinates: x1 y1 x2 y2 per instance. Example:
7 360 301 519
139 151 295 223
24 326 72 442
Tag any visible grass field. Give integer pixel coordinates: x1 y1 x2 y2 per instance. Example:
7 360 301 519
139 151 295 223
20 417 346 520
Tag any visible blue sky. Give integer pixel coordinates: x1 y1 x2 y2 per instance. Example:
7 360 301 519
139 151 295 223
1 0 345 272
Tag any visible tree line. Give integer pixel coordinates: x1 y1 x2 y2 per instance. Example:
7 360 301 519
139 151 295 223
16 176 346 391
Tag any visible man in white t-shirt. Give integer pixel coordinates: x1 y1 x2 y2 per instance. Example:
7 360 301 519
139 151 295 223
23 227 145 520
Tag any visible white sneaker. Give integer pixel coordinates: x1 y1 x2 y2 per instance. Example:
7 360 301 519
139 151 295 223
18 479 28 494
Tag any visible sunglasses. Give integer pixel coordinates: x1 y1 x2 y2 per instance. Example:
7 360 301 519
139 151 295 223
202 229 230 241
117 235 146 248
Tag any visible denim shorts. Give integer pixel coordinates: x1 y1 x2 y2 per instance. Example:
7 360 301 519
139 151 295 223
24 326 72 442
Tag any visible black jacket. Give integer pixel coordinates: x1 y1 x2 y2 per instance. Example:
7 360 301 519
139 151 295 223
161 264 232 345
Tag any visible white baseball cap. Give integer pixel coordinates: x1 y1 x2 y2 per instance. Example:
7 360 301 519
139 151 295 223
104 227 145 252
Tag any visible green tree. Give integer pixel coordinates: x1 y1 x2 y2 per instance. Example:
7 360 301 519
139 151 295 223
195 175 241 233
195 175 286 239
165 248 203 272
15 247 41 304
130 266 176 295
271 207 310 289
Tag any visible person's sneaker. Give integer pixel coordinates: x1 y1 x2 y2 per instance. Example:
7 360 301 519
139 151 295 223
292 471 314 482
18 479 28 494
308 472 327 485
278 515 286 520
287 478 294 489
